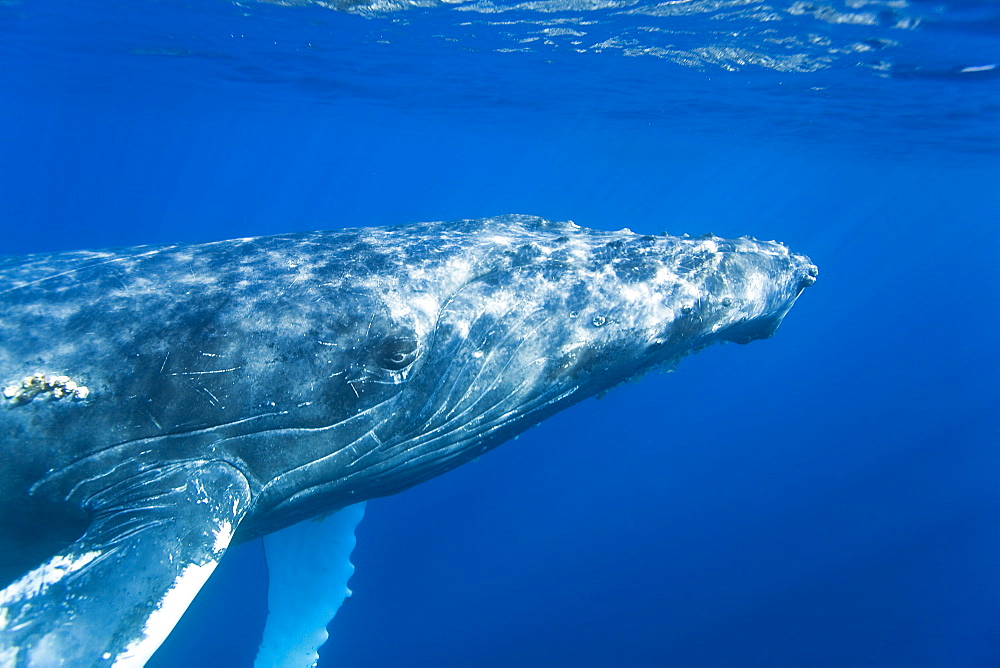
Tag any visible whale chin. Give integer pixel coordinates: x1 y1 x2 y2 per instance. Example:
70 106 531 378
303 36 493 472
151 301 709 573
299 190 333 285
721 312 788 345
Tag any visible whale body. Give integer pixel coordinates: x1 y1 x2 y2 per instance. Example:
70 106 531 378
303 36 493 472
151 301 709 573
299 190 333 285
0 215 816 666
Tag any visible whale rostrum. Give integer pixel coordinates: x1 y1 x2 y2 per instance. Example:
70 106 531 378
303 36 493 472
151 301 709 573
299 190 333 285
0 215 816 666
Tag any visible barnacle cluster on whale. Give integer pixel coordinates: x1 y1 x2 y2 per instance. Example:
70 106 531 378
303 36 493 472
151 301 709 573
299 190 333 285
2 372 90 405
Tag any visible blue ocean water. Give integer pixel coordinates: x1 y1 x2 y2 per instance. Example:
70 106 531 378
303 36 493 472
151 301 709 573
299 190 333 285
2 0 999 666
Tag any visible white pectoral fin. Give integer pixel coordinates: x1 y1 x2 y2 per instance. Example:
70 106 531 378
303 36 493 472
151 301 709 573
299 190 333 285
0 460 252 667
256 502 367 668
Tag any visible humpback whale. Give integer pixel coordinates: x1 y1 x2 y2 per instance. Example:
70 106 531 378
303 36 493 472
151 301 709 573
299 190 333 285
0 215 816 666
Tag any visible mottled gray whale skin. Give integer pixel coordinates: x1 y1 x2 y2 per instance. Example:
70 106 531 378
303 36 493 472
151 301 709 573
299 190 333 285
0 215 816 666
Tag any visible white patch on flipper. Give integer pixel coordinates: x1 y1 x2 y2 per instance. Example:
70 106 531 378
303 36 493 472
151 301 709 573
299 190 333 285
255 502 367 668
112 560 219 668
0 551 101 612
214 520 234 554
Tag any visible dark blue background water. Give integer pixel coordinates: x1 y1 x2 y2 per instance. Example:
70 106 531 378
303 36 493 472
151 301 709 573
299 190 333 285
2 0 999 665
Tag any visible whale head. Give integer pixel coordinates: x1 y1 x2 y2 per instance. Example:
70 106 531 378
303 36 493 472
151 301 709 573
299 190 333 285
251 215 816 527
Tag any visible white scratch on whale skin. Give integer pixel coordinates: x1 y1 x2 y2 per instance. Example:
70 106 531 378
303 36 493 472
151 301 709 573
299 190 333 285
168 367 241 376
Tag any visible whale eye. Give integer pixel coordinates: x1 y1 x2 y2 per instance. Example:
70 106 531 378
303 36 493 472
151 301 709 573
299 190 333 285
379 335 418 371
